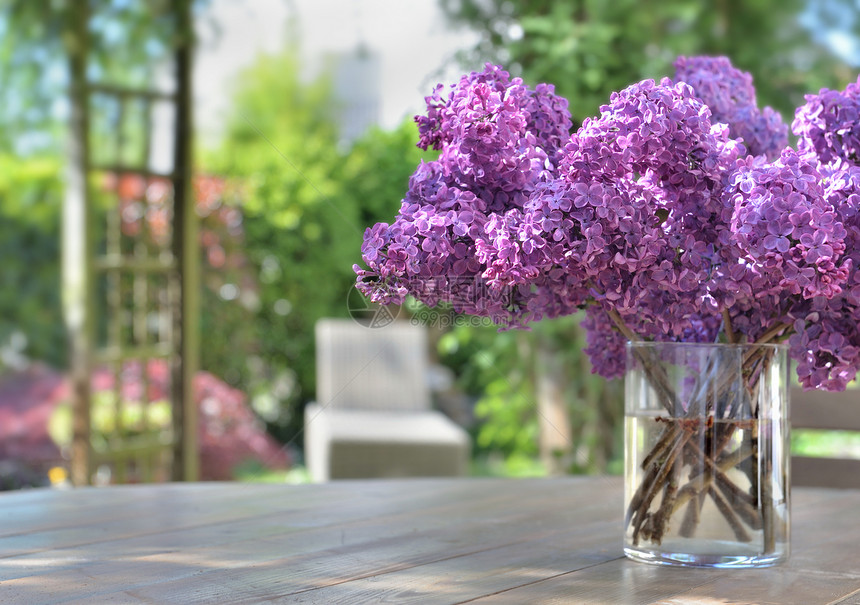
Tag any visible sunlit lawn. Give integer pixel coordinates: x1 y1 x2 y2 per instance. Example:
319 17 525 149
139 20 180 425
233 461 310 484
792 430 860 458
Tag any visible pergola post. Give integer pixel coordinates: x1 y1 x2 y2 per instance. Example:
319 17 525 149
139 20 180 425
170 0 200 481
64 0 199 484
62 1 93 487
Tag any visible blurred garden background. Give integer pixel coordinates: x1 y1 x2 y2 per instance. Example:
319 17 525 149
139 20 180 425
2 0 860 488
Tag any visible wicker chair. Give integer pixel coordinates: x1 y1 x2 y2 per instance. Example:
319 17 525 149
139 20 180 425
304 319 470 482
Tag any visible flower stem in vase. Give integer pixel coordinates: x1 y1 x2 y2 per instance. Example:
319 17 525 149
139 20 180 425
624 341 789 567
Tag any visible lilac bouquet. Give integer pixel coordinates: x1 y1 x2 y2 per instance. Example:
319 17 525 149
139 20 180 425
355 57 860 393
355 57 860 559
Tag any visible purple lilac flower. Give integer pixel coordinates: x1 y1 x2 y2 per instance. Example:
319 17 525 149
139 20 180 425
789 301 860 391
354 64 573 325
724 148 849 302
557 80 741 352
674 56 788 160
784 80 860 389
581 305 628 380
356 60 860 392
793 76 860 171
823 166 860 304
784 165 860 390
477 77 747 376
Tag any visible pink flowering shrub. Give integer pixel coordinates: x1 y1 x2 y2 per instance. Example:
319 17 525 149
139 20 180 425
97 360 290 480
356 57 860 392
0 362 289 482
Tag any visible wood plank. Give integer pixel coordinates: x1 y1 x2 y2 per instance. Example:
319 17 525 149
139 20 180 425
792 456 860 489
88 82 176 101
0 479 556 562
785 489 860 578
272 522 622 604
0 479 859 604
791 387 860 431
284 486 860 605
89 163 175 180
94 254 175 273
652 569 860 605
0 484 292 539
469 558 728 605
832 588 860 604
467 487 860 605
0 479 617 602
0 481 498 562
106 511 616 604
470 558 860 605
0 478 574 540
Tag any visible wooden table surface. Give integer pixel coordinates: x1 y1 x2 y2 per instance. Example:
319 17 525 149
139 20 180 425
0 477 858 604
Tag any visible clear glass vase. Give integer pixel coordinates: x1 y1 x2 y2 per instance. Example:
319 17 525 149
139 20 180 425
624 342 790 567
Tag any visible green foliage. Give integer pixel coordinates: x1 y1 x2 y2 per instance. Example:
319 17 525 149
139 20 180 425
469 331 540 458
792 429 860 458
232 460 310 484
0 0 199 155
440 0 857 126
0 155 66 369
200 49 432 443
438 315 623 475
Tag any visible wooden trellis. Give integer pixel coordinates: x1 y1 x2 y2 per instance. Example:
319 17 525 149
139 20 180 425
62 0 199 485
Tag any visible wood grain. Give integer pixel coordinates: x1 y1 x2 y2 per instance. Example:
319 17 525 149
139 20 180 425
791 386 860 490
791 387 860 431
0 478 858 604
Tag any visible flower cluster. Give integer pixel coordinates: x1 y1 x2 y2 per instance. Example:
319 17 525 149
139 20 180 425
725 149 848 302
355 56 860 391
786 84 860 389
354 63 572 324
673 55 788 160
717 149 857 390
793 76 860 171
568 80 736 328
496 78 747 375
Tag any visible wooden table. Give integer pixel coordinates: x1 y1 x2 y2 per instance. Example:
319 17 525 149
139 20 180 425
1 477 859 604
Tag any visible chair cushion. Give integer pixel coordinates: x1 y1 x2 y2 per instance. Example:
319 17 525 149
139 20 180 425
304 404 469 481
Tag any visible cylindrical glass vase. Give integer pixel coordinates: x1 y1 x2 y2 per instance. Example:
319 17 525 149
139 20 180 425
624 342 790 568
